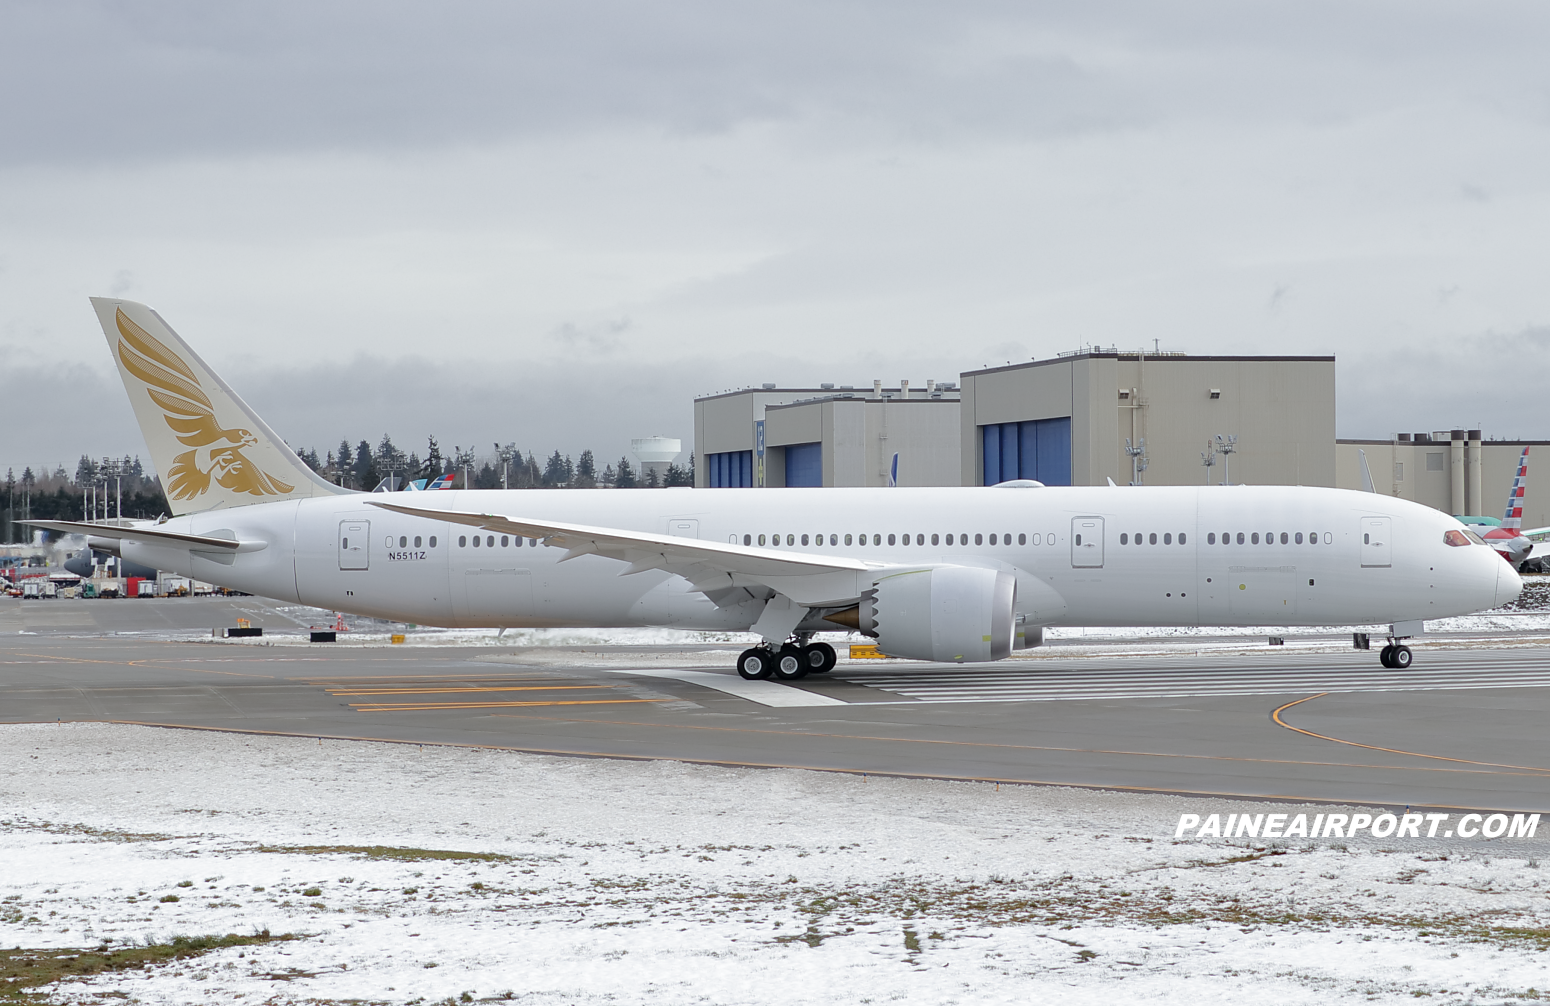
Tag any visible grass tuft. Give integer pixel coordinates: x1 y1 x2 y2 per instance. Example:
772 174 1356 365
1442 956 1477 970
0 931 297 1003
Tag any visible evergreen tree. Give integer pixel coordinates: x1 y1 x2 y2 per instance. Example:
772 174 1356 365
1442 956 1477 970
615 457 637 488
644 465 661 488
687 452 696 486
575 449 597 488
663 461 691 487
423 435 445 477
354 439 377 489
543 450 570 487
600 462 617 487
336 441 353 486
75 455 97 486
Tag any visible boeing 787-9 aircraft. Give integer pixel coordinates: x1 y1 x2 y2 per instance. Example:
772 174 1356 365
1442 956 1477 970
27 298 1520 677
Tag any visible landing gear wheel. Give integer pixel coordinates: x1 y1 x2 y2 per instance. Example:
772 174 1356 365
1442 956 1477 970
773 644 809 680
802 642 838 674
737 647 774 680
1379 645 1396 668
1390 644 1413 669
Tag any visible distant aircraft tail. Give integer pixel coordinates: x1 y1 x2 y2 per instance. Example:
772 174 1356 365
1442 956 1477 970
90 298 353 516
1503 446 1530 531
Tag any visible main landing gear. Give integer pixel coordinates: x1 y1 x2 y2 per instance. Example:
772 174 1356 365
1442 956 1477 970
736 640 838 680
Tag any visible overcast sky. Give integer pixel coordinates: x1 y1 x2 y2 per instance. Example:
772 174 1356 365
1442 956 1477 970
5 1 1550 476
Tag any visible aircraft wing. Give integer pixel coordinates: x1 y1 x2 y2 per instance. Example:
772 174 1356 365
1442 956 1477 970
367 500 877 607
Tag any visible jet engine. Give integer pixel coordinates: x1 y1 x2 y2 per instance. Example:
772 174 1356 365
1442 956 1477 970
851 566 1016 663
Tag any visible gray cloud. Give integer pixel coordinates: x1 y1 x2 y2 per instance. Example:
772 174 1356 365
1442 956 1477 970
10 1 1546 168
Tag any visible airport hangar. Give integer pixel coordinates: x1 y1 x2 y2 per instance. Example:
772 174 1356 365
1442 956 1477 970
695 350 1550 528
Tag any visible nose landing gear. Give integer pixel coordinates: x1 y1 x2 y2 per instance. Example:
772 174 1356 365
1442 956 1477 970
1379 642 1413 669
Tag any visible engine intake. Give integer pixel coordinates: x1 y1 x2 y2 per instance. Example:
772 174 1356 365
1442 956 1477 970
857 566 1016 663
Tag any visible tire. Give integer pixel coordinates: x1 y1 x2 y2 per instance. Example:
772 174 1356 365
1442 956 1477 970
1379 645 1395 668
737 648 773 680
773 645 808 680
803 642 838 674
1391 645 1413 669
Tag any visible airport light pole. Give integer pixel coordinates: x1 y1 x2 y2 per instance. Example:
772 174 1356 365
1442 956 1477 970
1124 438 1148 486
1201 445 1216 485
496 443 515 490
1213 434 1238 486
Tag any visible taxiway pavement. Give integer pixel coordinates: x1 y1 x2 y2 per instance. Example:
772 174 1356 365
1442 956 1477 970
3 598 1548 811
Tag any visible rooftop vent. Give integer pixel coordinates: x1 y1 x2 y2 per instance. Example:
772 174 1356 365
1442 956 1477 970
762 383 776 390
820 383 834 390
1208 389 1221 399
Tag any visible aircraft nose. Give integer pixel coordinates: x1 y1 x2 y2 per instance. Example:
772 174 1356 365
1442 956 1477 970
1496 561 1524 608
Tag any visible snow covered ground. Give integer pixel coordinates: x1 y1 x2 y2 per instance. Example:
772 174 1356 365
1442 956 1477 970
2 722 1548 1004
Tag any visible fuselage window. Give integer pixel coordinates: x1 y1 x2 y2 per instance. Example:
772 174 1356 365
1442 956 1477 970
801 534 810 546
430 536 437 548
1280 532 1288 544
1208 532 1216 544
1311 530 1319 543
414 536 422 548
744 534 752 546
975 533 983 545
787 534 795 546
1179 533 1186 545
830 534 838 545
1002 532 1010 544
1018 533 1026 545
1323 532 1332 544
500 536 509 547
1075 533 1082 546
1164 533 1172 545
758 534 766 545
486 536 494 547
458 536 467 547
931 533 940 545
1121 533 1129 545
1251 533 1259 544
1149 532 1157 545
946 533 955 545
1295 532 1303 544
888 534 897 545
844 533 853 545
917 533 925 545
874 534 882 545
472 535 480 547
1133 532 1141 545
1236 532 1245 544
986 533 994 545
1364 533 1369 544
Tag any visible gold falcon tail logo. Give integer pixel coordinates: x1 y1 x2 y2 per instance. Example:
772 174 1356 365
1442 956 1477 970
115 308 295 501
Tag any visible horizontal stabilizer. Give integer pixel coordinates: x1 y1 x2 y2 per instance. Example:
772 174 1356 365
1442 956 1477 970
21 519 262 552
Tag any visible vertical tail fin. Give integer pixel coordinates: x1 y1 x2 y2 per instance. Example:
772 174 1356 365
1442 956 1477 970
1503 446 1530 530
91 298 353 516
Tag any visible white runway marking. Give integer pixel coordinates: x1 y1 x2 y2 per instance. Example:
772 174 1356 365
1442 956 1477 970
607 667 849 706
832 655 1550 703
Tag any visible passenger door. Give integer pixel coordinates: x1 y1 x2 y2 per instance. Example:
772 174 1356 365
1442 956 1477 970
1359 517 1392 568
338 520 369 570
1070 516 1104 568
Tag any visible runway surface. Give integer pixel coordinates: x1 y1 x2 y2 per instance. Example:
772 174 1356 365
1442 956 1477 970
3 596 1549 811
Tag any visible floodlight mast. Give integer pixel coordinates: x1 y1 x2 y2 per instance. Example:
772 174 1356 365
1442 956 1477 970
1213 434 1238 486
1124 438 1148 486
495 443 516 490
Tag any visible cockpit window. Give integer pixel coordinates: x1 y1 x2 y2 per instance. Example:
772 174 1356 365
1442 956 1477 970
1462 528 1486 546
1444 529 1472 547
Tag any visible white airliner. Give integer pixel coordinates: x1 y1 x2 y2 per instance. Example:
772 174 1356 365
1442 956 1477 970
27 299 1520 676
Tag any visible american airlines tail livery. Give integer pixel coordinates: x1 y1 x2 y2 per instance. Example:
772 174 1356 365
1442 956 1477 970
29 298 1520 676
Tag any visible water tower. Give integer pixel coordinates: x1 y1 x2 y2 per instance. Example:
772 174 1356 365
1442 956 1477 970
631 437 682 485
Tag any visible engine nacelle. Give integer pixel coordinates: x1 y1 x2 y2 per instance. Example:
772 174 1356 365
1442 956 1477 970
860 566 1016 663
